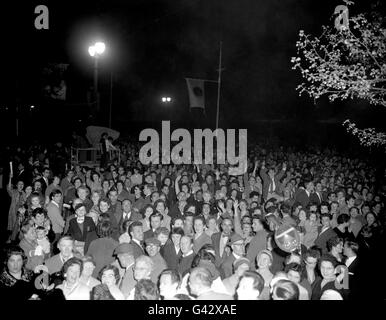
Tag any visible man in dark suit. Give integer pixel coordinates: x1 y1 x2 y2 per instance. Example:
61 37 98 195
161 227 183 270
66 203 97 254
119 199 142 232
168 196 187 220
220 233 245 279
314 214 337 254
246 215 269 268
108 189 123 223
38 167 51 195
212 217 234 268
309 181 327 205
114 243 136 299
144 212 163 240
177 235 196 277
343 240 361 300
260 161 286 201
294 179 315 208
129 221 145 259
14 162 30 185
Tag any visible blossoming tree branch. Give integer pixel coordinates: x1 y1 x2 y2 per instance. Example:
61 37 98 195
291 1 386 149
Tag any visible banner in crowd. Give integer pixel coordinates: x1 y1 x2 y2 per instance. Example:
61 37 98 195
185 78 205 109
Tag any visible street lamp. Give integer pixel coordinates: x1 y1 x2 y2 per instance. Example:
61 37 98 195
88 41 106 117
161 96 172 103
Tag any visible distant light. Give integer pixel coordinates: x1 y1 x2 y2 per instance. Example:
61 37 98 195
161 96 172 103
30 105 35 109
94 42 106 55
88 45 96 57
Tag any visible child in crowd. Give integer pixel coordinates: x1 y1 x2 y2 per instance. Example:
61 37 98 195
36 226 51 258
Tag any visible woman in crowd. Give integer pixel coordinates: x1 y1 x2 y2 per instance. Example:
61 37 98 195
87 172 103 193
301 247 322 297
91 265 125 300
57 257 90 300
79 256 100 291
311 254 343 300
101 180 111 198
116 180 130 202
141 204 155 232
0 246 36 300
327 236 344 263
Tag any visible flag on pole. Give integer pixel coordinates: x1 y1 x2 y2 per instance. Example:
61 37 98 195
185 78 205 109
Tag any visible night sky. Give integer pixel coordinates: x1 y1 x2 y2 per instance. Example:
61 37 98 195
1 0 385 140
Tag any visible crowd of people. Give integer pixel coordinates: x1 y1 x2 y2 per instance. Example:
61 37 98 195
1 134 385 300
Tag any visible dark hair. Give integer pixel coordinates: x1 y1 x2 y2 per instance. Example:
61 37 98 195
121 219 132 233
150 212 164 222
97 221 113 238
337 213 350 225
154 227 169 237
303 247 321 262
273 279 299 300
344 240 359 255
327 236 343 252
20 221 34 235
284 263 303 281
4 246 27 268
193 215 206 226
99 264 120 283
49 189 62 200
191 248 216 268
154 199 166 210
134 279 159 300
129 221 143 234
31 207 47 218
62 257 83 278
319 254 338 269
174 293 192 300
171 227 185 237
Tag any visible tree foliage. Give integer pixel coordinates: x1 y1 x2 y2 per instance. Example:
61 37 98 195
291 1 386 149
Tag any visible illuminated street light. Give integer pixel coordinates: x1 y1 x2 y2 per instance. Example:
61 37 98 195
161 96 172 103
88 41 106 116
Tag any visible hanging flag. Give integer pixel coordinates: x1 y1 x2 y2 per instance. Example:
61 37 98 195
42 63 69 100
186 78 205 109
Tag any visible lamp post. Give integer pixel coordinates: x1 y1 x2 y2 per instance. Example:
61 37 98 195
88 42 105 117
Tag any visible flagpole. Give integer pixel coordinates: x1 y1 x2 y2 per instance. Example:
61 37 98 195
215 41 222 130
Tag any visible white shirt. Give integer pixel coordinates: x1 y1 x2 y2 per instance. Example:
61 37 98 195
219 234 229 257
345 256 357 268
122 211 132 221
131 238 142 247
183 250 194 258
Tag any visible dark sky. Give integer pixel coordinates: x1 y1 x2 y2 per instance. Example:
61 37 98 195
1 0 385 135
